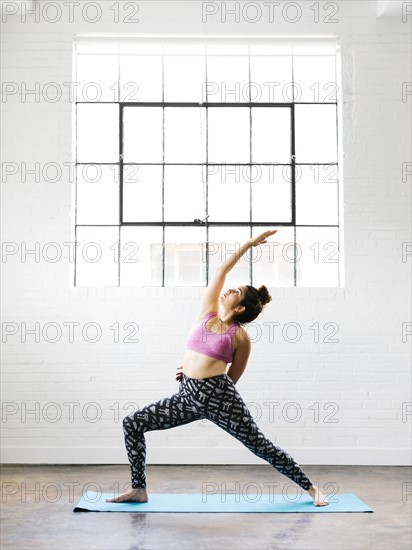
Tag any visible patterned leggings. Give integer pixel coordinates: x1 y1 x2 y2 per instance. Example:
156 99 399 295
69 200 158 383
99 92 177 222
122 373 313 491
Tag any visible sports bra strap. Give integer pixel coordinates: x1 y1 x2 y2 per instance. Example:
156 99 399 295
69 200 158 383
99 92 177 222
227 322 240 333
202 312 239 332
198 312 215 322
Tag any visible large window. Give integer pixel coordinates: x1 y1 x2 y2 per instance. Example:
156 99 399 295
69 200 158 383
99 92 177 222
73 35 342 287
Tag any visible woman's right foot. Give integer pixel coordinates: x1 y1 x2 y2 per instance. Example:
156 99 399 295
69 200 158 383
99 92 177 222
106 488 148 503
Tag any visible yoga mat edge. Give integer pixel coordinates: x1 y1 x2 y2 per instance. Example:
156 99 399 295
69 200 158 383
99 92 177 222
73 491 374 513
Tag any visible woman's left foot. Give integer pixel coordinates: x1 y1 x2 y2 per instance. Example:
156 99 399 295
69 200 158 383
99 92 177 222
106 488 148 503
307 485 329 506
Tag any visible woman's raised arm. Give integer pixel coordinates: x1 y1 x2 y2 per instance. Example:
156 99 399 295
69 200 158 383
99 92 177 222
195 230 277 320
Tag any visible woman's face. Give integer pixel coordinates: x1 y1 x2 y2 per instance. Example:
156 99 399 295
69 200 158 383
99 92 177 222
219 286 247 308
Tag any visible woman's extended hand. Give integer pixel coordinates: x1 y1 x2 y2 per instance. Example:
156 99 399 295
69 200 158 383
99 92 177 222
175 365 183 382
249 229 278 247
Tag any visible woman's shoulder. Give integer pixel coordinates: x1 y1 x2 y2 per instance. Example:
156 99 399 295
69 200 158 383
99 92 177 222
234 324 250 341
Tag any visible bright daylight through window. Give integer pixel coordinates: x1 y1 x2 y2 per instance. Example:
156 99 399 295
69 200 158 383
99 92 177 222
74 35 342 287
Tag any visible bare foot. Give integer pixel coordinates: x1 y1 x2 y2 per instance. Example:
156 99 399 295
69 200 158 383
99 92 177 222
106 488 148 503
307 485 329 506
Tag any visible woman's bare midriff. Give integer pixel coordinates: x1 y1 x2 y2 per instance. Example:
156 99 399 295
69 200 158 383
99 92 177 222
182 349 228 379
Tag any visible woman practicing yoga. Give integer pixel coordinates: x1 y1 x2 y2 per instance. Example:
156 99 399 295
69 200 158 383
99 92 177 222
108 230 328 506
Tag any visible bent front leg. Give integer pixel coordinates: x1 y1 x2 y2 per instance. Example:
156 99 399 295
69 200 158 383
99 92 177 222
122 389 200 488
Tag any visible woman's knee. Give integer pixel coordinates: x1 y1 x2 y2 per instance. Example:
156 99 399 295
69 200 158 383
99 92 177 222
122 411 145 432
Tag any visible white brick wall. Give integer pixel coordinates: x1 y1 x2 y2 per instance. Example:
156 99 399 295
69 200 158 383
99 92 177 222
1 1 411 465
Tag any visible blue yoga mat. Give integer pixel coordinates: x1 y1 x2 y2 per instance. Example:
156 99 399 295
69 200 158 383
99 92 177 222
73 491 373 513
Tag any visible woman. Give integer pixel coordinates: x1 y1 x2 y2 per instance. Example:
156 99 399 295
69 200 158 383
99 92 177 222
107 230 328 506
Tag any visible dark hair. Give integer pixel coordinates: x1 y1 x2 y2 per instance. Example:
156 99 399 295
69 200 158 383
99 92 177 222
235 285 272 324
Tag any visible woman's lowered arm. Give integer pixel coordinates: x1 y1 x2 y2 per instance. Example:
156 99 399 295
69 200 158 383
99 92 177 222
226 329 251 385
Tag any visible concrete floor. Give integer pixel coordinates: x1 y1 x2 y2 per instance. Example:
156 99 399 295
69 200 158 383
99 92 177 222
1 464 411 550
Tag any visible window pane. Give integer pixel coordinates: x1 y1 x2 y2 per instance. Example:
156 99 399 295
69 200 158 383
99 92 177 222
76 226 118 286
296 165 339 225
123 165 162 222
206 42 249 55
251 165 292 223
119 40 162 55
163 41 206 55
251 226 295 287
164 55 206 102
295 104 337 163
76 38 119 55
206 55 249 103
249 56 293 103
123 107 163 163
208 165 250 222
251 107 291 163
296 227 339 286
120 55 162 102
292 42 337 55
293 56 336 103
76 165 119 225
207 227 251 286
208 107 250 163
120 226 163 286
164 227 207 286
77 104 119 163
249 43 292 55
164 165 206 222
164 107 206 164
76 54 119 102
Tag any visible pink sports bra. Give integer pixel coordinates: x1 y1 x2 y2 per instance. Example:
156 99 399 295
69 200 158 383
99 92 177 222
185 312 240 364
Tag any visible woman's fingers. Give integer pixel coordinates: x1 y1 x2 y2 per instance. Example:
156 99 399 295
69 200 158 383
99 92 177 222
262 230 277 238
253 229 278 245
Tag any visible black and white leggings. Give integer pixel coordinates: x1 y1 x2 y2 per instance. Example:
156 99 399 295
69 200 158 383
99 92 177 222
122 373 313 491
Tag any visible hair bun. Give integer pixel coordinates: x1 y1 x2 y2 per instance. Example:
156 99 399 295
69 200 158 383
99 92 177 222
257 285 272 306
